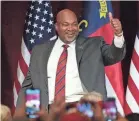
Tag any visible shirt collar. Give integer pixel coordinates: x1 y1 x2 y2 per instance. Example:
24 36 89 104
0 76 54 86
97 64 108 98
57 37 76 49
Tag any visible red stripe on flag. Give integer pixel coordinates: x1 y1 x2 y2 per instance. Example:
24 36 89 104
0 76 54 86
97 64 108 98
11 92 16 115
14 77 21 94
89 23 114 44
124 99 132 115
132 49 139 72
128 75 139 105
19 55 29 77
105 63 124 105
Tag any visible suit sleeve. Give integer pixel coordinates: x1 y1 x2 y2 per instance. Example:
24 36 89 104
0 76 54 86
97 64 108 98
15 46 37 109
100 36 126 66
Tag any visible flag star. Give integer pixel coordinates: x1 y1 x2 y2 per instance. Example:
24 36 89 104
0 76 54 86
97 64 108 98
28 13 32 18
25 28 30 33
47 27 51 33
43 10 48 15
38 0 43 4
32 0 36 2
33 23 38 28
30 38 35 43
44 2 49 7
27 21 31 25
39 25 44 31
30 5 34 10
36 7 41 13
38 33 43 38
48 20 53 25
49 13 53 18
41 18 46 23
32 30 36 36
35 15 39 20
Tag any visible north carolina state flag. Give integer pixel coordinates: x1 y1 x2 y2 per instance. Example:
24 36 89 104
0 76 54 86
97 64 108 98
79 1 124 115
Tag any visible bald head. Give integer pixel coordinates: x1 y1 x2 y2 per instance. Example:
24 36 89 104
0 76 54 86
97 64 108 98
55 9 79 44
56 9 77 23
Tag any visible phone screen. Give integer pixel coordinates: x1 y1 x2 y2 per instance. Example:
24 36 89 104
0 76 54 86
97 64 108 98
25 89 40 118
77 102 93 118
102 98 117 121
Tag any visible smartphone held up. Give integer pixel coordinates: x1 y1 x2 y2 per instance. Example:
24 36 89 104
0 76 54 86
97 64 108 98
102 97 117 121
25 89 40 118
76 97 117 121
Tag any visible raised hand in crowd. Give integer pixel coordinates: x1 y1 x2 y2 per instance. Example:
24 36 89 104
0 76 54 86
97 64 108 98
13 95 48 121
48 97 66 121
79 92 104 121
35 107 48 121
116 113 128 121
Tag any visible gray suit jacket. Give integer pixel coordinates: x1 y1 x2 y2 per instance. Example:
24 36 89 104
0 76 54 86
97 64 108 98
16 35 126 108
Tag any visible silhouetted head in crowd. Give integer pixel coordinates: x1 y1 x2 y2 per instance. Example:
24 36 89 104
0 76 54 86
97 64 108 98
126 113 139 121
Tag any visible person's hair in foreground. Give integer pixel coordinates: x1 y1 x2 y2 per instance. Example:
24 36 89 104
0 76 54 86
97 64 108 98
0 104 12 121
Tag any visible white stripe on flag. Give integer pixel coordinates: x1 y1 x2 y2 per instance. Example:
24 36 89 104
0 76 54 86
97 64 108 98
105 74 124 116
50 35 57 41
13 84 18 106
130 61 139 90
126 86 139 113
134 35 139 56
17 62 25 85
21 38 31 67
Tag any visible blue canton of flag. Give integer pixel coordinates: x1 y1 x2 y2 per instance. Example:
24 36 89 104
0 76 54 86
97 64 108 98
24 0 56 51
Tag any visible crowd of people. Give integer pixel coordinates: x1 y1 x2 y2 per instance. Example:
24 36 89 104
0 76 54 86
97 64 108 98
1 92 139 121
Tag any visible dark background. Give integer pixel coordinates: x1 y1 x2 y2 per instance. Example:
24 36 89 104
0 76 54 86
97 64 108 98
1 1 139 112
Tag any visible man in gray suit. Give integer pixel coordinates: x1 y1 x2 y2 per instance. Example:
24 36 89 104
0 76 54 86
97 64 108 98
15 9 125 113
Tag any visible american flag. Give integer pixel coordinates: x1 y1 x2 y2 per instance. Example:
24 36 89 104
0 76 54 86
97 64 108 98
124 30 139 114
13 0 56 107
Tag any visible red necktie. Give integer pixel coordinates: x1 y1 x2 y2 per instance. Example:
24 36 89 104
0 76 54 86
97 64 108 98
55 44 69 99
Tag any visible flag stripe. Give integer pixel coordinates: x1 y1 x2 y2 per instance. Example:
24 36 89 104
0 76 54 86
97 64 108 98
126 87 139 113
124 99 132 115
13 84 18 106
14 77 21 94
128 75 139 105
130 61 139 90
105 74 124 116
21 39 31 66
19 55 28 77
17 63 25 85
105 63 124 102
89 23 114 44
132 49 139 72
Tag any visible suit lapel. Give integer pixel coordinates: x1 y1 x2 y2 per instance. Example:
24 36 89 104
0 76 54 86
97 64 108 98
76 36 89 92
41 39 56 86
76 36 86 68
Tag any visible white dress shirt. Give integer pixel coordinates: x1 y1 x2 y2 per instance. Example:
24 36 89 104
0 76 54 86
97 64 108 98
47 35 124 104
